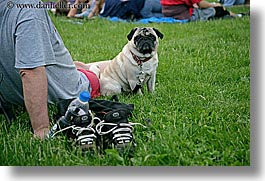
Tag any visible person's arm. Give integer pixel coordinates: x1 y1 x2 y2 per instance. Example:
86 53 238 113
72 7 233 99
88 0 100 18
197 0 222 8
88 0 105 18
20 66 49 139
67 0 88 17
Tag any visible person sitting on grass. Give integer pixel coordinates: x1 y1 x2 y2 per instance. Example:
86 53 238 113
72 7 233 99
51 0 88 17
66 0 89 18
99 0 145 20
0 0 144 155
67 0 105 19
0 0 101 139
160 0 248 21
88 0 163 20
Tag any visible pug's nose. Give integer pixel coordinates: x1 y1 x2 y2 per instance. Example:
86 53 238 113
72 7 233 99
142 43 150 51
141 42 152 54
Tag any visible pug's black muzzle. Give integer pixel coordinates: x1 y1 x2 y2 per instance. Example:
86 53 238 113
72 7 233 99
134 35 156 54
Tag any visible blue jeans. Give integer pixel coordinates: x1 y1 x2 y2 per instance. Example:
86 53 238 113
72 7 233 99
140 0 163 18
220 0 245 7
75 0 96 18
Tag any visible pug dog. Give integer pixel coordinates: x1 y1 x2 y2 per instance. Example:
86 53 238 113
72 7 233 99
87 27 163 96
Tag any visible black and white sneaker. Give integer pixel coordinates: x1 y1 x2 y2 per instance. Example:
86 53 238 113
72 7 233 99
72 124 97 152
71 112 98 152
96 109 145 155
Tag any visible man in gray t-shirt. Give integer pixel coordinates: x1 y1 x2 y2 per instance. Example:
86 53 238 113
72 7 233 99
0 0 92 138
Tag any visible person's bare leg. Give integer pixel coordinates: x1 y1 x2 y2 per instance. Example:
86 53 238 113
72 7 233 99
229 11 237 17
67 8 78 17
67 0 85 18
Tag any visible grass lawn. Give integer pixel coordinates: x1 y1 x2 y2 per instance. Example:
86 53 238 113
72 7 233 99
0 4 250 166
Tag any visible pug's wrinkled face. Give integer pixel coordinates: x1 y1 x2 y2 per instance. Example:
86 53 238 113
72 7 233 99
127 27 163 57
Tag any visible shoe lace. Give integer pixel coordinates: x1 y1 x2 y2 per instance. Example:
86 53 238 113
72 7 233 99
72 111 99 145
72 125 96 145
95 120 146 144
48 110 97 144
48 124 75 138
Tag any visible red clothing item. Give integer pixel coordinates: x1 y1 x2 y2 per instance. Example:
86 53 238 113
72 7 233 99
161 0 201 6
78 69 100 99
161 0 201 15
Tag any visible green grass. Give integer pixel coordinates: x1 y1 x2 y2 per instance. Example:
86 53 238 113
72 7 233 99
0 6 250 166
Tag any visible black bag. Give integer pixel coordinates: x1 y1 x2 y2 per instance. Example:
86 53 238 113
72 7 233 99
67 95 135 127
89 95 134 121
56 95 134 127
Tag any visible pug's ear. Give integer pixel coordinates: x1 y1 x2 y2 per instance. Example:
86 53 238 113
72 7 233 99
127 28 138 41
153 28 164 39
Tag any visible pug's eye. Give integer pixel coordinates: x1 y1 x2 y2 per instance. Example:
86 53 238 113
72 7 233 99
134 35 141 44
148 34 156 41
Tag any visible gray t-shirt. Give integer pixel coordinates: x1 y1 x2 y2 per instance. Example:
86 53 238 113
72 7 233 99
0 0 90 106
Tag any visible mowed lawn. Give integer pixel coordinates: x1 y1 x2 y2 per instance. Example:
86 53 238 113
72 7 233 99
0 5 250 166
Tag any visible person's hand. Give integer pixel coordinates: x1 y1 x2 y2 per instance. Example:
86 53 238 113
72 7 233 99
197 1 223 9
34 127 49 139
212 3 222 7
88 6 100 18
88 12 94 18
193 3 199 8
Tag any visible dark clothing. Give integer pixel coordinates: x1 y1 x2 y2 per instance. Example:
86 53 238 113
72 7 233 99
161 0 231 21
162 4 190 20
140 0 163 18
100 0 145 20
